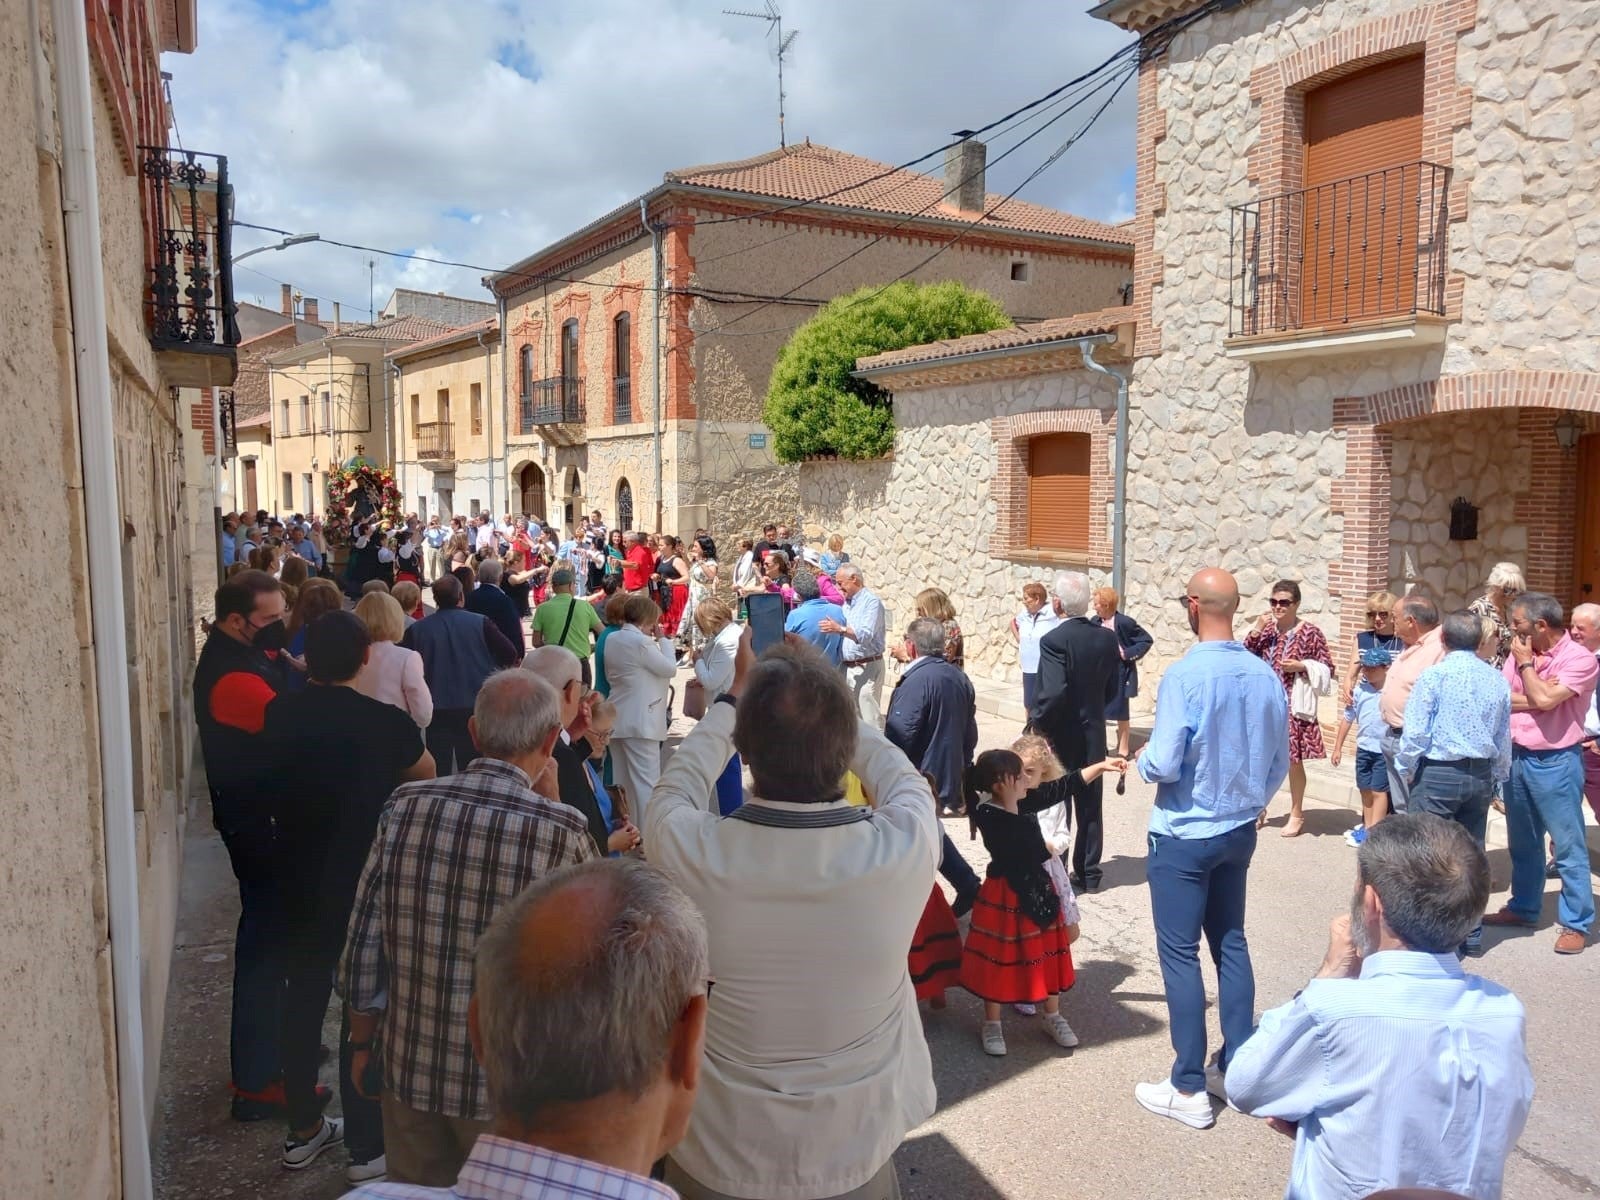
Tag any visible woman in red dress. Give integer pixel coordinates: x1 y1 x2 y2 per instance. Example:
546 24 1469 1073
1244 579 1334 838
656 534 691 641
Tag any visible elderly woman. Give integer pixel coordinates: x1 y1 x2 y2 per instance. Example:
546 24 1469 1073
1469 562 1523 669
692 597 746 816
604 593 679 827
1245 580 1334 837
391 579 424 625
580 697 641 855
351 592 432 727
284 578 345 691
892 588 964 669
1090 586 1153 758
1338 590 1401 705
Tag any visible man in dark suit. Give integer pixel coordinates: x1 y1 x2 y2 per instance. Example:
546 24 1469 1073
402 574 519 774
1032 571 1123 891
886 616 982 913
523 645 639 857
465 557 526 663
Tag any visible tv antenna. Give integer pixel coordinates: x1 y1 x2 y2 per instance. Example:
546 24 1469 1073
724 2 799 148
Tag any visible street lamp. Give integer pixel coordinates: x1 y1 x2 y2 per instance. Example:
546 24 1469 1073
233 231 320 264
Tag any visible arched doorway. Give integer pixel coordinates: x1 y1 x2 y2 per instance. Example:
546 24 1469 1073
616 477 633 533
518 462 546 523
563 468 582 532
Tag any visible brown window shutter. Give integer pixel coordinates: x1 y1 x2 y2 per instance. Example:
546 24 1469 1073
1027 433 1091 553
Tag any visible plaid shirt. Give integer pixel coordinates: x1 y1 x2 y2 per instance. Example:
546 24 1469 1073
341 1136 678 1199
339 758 597 1119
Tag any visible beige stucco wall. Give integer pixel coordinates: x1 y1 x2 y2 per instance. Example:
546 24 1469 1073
800 371 1121 684
1122 0 1598 678
268 343 385 512
394 337 502 520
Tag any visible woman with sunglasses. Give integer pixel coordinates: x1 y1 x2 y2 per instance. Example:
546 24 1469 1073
1338 590 1401 705
1468 561 1523 669
1245 580 1333 837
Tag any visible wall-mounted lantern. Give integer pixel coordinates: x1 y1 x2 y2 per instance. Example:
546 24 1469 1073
1554 411 1582 451
1449 496 1479 542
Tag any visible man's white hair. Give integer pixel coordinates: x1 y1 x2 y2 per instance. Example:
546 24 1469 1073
1054 571 1092 618
523 644 582 693
1572 602 1600 627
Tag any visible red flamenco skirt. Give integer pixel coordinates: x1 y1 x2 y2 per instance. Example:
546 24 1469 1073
908 887 962 1002
661 584 689 638
959 877 1075 1004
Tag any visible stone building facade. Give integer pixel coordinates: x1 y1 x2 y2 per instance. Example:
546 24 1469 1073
1 1 235 1196
837 0 1598 710
489 141 1134 540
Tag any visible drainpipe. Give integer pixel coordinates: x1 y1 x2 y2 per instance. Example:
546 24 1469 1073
498 294 509 519
479 322 495 516
49 0 153 1196
389 361 402 486
641 197 663 531
1080 335 1130 596
324 346 333 469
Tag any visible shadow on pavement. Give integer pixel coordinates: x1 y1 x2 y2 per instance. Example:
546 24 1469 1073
897 1131 1004 1199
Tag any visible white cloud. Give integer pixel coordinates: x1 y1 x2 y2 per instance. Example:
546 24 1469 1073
167 0 1138 319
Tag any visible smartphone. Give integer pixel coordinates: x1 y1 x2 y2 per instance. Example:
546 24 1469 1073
746 591 787 655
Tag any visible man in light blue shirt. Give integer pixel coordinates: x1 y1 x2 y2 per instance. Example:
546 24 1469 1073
784 572 846 667
822 564 887 724
220 518 238 568
1226 813 1533 1200
287 525 323 570
1134 567 1289 1130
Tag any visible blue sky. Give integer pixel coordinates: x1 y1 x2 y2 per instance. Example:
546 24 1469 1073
168 0 1139 318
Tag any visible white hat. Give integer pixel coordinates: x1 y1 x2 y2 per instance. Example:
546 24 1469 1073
801 547 823 567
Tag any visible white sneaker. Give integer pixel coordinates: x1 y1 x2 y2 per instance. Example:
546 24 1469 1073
1134 1079 1215 1129
1043 1012 1080 1048
981 1021 1007 1057
283 1116 345 1170
346 1153 387 1184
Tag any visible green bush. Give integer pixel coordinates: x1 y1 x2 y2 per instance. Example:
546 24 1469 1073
763 280 1009 462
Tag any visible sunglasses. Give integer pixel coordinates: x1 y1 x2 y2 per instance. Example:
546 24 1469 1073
1366 610 1389 620
1269 598 1294 608
1174 593 1196 608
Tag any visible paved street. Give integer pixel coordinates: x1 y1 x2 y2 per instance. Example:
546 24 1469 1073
154 701 1600 1200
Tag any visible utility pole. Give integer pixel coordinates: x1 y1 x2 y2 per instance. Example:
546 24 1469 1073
368 259 376 322
724 2 799 148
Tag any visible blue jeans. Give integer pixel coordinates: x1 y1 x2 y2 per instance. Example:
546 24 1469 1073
1022 672 1039 717
1148 822 1257 1094
1505 745 1593 933
1412 757 1494 951
221 829 284 1093
940 832 982 900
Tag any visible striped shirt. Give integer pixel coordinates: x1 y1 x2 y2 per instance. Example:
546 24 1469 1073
340 1136 677 1200
1226 950 1533 1200
338 759 598 1120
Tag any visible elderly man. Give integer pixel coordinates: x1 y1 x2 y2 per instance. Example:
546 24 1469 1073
887 616 978 818
1378 593 1445 813
422 514 448 582
1570 603 1600 822
340 670 598 1186
1032 570 1122 891
1485 592 1598 955
1227 814 1533 1200
622 531 656 593
341 859 711 1199
466 557 526 663
404 575 520 774
1394 609 1511 957
288 523 323 571
1134 568 1288 1129
784 570 847 666
820 563 887 725
646 634 939 1200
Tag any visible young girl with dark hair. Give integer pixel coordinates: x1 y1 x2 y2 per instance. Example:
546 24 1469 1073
960 747 1125 1056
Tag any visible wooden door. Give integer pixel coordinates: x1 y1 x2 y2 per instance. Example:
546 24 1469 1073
1573 434 1600 606
519 463 546 522
1302 56 1425 326
243 459 257 513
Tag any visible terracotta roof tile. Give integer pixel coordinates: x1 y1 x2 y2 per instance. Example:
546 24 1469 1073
389 317 500 361
856 305 1135 372
332 314 456 344
667 142 1131 247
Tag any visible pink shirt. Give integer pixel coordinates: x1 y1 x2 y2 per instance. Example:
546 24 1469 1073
1378 626 1446 729
1504 631 1599 751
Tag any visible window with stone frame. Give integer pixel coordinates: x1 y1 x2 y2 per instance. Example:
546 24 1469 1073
1026 432 1092 554
471 384 483 436
613 312 632 424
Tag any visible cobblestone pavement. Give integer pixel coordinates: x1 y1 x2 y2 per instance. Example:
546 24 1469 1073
154 700 1600 1199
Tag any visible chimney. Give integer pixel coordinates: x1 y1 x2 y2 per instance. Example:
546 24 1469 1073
303 298 320 324
281 283 293 315
943 137 987 214
333 301 341 331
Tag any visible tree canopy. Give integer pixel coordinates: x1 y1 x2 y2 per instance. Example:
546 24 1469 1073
762 280 1009 463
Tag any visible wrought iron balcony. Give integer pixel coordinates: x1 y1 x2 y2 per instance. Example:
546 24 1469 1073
416 421 455 464
518 376 586 435
140 146 239 386
1228 160 1451 348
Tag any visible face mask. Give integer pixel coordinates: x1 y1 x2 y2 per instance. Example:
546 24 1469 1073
250 618 288 652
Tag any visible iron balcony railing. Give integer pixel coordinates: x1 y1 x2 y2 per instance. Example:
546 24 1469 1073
1229 160 1451 339
140 146 239 350
416 421 455 462
518 376 585 434
614 376 632 424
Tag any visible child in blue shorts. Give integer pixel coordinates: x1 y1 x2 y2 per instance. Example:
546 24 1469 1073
1330 646 1392 846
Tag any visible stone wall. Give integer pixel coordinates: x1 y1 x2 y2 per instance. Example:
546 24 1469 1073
800 370 1120 684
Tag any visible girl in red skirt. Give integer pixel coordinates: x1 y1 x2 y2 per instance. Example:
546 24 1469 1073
908 773 963 1006
960 748 1125 1056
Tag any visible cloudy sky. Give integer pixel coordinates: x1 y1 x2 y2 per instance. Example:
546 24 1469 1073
167 0 1138 322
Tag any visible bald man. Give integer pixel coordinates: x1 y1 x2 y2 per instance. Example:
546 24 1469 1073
340 859 709 1199
1133 568 1290 1130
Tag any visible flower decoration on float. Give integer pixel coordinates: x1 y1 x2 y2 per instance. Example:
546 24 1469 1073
324 444 402 546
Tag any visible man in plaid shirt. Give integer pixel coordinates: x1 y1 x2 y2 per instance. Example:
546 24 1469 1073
339 669 597 1186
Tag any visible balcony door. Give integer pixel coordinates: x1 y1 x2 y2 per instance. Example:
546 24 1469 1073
519 462 546 524
1301 55 1424 326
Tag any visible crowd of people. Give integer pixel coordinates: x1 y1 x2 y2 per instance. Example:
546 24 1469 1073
194 505 1579 1199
